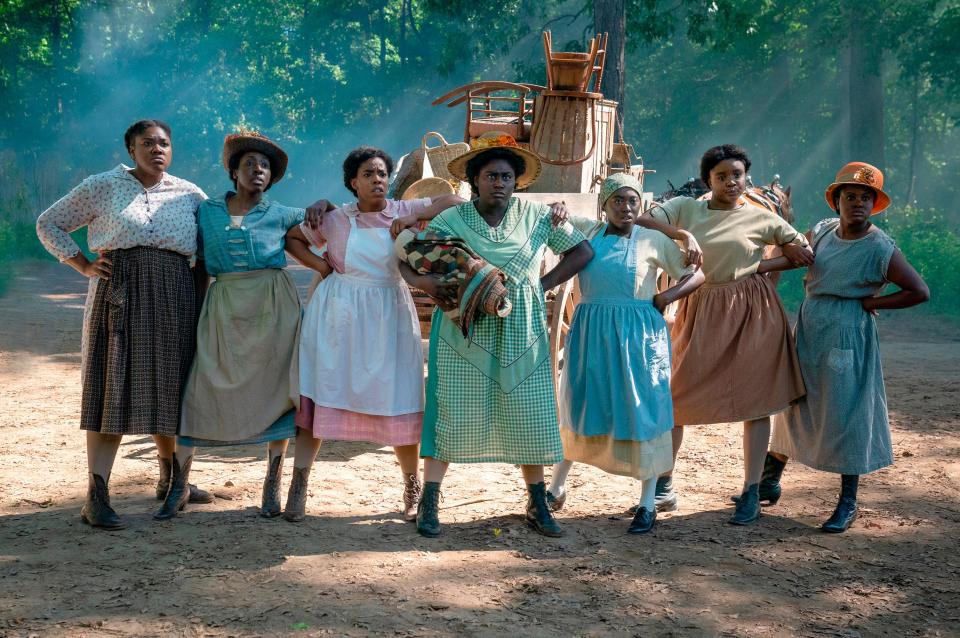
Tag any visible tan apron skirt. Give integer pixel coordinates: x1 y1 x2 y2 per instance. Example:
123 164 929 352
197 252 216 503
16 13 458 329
179 268 301 441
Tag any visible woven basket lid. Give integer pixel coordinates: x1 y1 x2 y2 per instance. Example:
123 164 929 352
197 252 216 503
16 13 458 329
402 177 456 201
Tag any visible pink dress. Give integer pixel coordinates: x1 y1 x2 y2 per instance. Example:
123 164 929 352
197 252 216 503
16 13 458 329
296 199 430 446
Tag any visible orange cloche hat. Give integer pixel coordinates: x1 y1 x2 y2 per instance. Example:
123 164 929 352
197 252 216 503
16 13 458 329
823 162 891 214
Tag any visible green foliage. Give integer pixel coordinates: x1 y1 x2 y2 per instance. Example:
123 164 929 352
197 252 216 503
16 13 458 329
0 0 957 315
875 207 960 317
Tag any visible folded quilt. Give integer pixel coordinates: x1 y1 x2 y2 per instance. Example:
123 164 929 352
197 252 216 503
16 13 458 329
394 228 512 338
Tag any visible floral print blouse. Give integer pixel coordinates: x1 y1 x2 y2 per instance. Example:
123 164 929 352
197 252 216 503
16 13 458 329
36 164 207 261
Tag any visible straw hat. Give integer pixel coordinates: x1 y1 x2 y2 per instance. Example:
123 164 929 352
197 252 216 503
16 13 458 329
402 177 456 201
222 129 288 185
447 132 542 190
824 161 890 214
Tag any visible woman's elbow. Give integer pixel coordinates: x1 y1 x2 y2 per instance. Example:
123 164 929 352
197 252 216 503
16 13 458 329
913 283 931 305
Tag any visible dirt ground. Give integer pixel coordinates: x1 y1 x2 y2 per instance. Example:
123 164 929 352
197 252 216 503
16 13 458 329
1 261 959 638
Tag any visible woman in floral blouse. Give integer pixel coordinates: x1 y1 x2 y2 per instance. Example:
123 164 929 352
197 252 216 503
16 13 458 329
36 119 213 529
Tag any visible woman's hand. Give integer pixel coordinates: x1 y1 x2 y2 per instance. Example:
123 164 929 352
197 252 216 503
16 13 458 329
418 274 458 306
547 201 569 228
781 242 815 267
653 293 668 314
304 199 337 230
82 254 112 279
390 214 421 239
679 230 703 268
860 297 880 317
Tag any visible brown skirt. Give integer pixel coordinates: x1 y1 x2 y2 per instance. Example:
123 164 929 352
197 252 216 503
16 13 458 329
670 273 804 426
80 247 196 435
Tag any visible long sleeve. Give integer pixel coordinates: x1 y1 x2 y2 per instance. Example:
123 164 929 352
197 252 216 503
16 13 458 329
36 178 98 261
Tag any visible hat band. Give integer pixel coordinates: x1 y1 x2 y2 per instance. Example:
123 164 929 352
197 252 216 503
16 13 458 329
835 168 879 186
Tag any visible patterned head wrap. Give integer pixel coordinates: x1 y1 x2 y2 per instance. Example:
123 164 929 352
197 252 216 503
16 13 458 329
600 173 643 208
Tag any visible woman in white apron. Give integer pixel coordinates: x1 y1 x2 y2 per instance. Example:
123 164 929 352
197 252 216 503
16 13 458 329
286 146 462 522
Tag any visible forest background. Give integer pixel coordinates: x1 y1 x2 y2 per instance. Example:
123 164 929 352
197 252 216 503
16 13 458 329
1 0 957 313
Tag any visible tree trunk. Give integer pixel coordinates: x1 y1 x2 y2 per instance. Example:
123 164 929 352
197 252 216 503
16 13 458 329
847 4 885 169
905 73 921 205
593 0 626 135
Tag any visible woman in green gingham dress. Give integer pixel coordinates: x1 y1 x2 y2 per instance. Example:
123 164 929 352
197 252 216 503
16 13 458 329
399 135 593 538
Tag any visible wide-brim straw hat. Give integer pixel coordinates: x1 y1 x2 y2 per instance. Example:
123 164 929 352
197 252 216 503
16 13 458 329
402 177 456 201
447 132 542 190
824 161 890 214
222 130 288 185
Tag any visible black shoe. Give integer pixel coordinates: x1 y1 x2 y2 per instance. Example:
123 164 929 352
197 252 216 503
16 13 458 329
417 481 442 537
282 467 311 523
154 453 193 521
525 482 563 537
631 475 678 514
733 453 786 506
260 454 284 518
80 473 128 530
546 488 566 512
157 457 213 504
627 506 657 534
729 483 761 525
822 474 859 533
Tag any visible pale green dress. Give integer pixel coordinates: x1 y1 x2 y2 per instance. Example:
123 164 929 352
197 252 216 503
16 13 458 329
420 198 586 464
771 218 897 474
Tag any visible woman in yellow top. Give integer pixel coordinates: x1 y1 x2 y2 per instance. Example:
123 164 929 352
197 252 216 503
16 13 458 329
647 144 814 525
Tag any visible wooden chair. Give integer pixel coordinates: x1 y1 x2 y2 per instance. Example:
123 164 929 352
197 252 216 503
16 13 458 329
432 81 544 142
543 31 607 93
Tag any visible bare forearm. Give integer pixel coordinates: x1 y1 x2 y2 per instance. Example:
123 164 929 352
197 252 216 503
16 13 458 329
419 194 463 221
540 242 593 291
757 256 801 274
636 215 683 241
63 252 91 275
285 237 332 275
657 271 704 307
399 261 430 289
862 288 930 312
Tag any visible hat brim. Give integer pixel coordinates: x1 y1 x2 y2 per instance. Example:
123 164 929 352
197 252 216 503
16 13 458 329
824 182 891 215
447 146 542 190
222 136 289 185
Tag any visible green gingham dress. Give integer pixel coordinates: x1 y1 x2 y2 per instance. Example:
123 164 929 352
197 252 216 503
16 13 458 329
420 198 586 464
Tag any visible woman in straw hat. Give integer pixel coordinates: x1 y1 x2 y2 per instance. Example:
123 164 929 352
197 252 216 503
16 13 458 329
646 144 814 525
36 119 212 530
155 130 331 520
764 162 929 533
288 146 465 524
400 133 594 538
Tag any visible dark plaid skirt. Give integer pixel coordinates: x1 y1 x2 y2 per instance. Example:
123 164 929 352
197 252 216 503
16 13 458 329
80 246 196 436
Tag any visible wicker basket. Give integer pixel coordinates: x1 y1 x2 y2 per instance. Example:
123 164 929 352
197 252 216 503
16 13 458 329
390 132 470 199
421 132 469 182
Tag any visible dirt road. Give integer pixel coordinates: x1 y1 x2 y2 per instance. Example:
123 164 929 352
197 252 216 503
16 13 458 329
1 262 958 637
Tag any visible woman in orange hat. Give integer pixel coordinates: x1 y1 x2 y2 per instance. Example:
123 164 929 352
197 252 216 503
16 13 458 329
764 162 929 533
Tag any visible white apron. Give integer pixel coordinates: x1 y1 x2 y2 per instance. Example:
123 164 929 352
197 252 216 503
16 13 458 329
299 209 424 416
